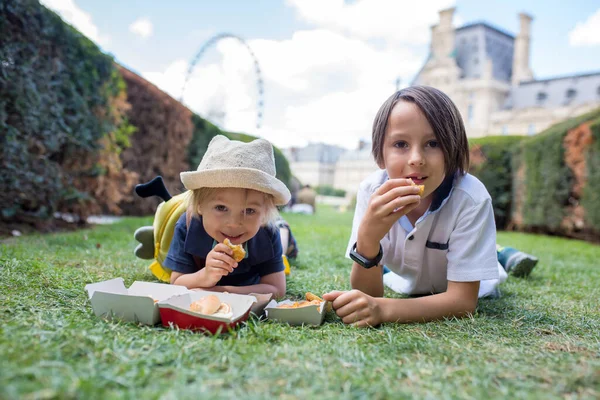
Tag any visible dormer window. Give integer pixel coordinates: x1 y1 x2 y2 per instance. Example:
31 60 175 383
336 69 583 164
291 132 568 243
565 88 577 105
537 92 547 105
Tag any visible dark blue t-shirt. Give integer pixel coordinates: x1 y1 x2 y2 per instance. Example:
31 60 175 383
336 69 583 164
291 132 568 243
164 213 284 286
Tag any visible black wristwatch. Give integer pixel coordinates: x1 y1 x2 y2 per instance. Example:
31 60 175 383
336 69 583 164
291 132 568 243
349 242 383 269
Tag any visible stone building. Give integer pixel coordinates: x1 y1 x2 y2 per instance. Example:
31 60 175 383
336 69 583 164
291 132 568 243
285 8 600 198
413 8 600 137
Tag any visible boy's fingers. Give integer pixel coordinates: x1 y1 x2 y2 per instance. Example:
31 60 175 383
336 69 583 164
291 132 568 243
210 254 237 272
372 187 422 214
213 243 234 256
322 291 345 302
213 251 237 265
351 320 372 328
389 196 421 215
376 178 414 195
335 301 362 319
342 312 364 325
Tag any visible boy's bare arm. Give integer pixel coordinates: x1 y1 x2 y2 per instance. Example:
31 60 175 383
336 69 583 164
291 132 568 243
170 270 218 289
350 262 384 297
378 280 480 323
324 280 479 326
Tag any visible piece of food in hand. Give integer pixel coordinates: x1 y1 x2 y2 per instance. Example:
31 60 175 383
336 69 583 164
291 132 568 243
305 292 323 302
409 179 425 197
224 238 246 262
306 292 332 312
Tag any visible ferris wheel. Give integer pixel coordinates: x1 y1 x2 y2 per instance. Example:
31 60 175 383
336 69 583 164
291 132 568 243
180 33 265 129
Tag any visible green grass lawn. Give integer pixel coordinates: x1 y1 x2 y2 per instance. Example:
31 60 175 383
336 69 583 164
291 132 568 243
1 207 599 399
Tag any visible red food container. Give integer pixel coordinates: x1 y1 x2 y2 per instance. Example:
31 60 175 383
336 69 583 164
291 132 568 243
158 291 256 334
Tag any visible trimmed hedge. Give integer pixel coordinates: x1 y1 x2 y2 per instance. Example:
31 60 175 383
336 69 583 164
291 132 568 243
315 185 346 198
512 108 600 238
188 115 222 171
117 67 194 215
1 0 293 229
0 0 134 225
580 118 600 232
469 136 526 229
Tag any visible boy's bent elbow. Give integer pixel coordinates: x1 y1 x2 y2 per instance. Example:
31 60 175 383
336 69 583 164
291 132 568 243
274 282 286 299
457 299 477 317
170 271 182 285
446 280 479 318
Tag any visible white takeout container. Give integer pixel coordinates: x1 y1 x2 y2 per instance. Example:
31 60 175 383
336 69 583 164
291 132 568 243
84 278 189 325
264 299 328 326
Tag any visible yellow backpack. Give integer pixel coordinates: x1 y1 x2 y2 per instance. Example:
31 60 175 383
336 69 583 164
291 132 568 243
133 176 290 282
133 177 189 282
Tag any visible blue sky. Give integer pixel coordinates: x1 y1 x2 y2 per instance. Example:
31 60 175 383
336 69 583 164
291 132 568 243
42 0 600 148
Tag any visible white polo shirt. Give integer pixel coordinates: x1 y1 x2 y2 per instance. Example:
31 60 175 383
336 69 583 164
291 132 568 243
346 170 500 296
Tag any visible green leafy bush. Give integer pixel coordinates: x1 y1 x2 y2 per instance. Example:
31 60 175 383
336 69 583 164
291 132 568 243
514 108 600 234
0 0 133 224
469 136 526 229
581 118 600 232
315 185 346 198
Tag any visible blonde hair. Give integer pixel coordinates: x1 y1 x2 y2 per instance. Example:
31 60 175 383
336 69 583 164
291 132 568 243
187 187 279 225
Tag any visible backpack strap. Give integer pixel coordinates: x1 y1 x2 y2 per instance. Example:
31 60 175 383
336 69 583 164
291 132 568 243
185 206 205 270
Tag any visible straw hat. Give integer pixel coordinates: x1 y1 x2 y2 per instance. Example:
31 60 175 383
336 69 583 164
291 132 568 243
181 135 291 205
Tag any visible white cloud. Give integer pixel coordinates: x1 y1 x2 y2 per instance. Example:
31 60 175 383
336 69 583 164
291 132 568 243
140 1 463 150
129 17 153 39
142 29 423 150
39 0 108 45
286 0 456 45
569 8 600 47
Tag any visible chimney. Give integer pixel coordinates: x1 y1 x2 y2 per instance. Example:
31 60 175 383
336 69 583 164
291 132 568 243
439 7 455 29
511 13 534 85
431 8 456 62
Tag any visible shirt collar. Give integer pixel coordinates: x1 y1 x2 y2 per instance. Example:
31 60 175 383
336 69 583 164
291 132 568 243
429 173 455 212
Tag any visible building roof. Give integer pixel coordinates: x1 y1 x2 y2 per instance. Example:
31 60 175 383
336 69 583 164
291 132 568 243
508 71 600 109
456 21 515 40
338 147 373 162
283 143 346 164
